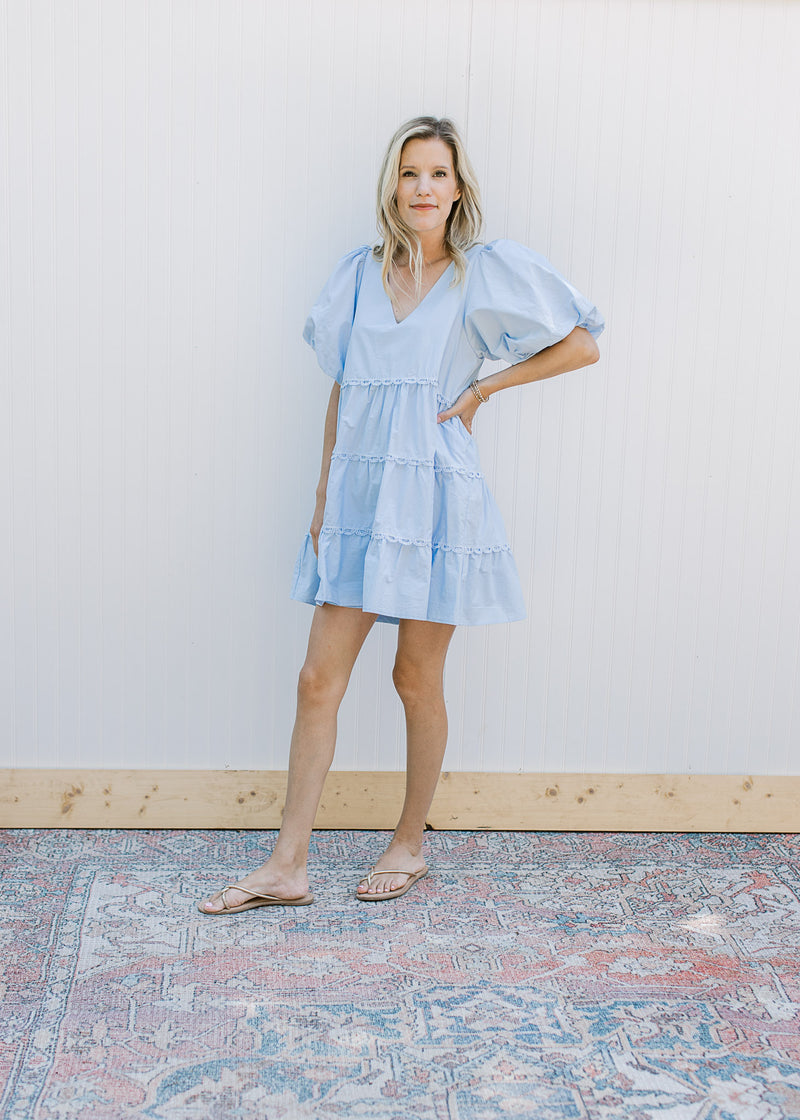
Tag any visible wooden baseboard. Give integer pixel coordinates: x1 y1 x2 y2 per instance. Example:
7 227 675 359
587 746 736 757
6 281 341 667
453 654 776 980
1 769 797 831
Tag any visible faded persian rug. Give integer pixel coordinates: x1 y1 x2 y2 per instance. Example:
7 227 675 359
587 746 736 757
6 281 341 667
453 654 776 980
1 829 799 1119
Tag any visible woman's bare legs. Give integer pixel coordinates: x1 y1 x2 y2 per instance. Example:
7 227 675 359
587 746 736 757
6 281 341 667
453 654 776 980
200 603 376 912
357 619 456 897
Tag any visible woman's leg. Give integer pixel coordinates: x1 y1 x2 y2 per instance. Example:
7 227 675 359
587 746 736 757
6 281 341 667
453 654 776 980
357 619 456 897
201 603 376 911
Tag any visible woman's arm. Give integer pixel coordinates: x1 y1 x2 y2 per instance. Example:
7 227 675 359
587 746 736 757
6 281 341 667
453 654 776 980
437 326 600 432
310 381 340 556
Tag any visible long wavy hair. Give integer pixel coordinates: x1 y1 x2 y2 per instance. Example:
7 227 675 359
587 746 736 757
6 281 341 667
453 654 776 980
374 116 483 294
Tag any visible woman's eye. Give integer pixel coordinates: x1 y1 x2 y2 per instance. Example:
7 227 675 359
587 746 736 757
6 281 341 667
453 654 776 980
401 170 416 177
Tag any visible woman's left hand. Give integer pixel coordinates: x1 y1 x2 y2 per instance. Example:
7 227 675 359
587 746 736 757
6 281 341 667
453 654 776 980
437 387 482 435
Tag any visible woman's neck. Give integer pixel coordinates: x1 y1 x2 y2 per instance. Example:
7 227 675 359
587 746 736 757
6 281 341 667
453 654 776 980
414 229 449 266
396 239 449 271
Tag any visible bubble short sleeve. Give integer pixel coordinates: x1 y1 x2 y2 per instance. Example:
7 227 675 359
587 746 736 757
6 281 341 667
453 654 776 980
302 245 371 382
465 239 604 364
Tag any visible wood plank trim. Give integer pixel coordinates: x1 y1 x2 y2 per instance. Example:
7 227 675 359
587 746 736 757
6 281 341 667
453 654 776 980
1 770 797 831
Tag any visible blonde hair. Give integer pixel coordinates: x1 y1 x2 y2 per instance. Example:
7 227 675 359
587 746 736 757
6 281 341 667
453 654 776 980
374 116 483 294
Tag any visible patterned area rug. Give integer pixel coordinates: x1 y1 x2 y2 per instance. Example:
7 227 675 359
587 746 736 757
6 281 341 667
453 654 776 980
1 830 799 1119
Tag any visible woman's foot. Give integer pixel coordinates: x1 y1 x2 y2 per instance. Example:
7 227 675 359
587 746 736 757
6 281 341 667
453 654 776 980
356 840 427 898
199 862 310 914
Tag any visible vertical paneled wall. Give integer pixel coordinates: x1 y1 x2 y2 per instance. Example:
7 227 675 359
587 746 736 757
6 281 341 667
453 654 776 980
2 0 799 774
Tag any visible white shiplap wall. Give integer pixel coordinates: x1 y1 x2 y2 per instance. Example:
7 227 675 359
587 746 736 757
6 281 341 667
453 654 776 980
2 0 799 775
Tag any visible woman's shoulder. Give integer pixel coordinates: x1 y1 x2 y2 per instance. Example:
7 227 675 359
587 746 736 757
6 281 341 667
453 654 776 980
310 244 373 304
464 239 548 300
465 239 581 300
345 243 373 260
463 237 605 353
304 245 374 379
467 238 547 270
327 243 373 273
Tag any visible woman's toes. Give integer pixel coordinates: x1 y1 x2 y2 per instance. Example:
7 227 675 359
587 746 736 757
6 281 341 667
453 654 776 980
200 887 243 911
359 872 401 895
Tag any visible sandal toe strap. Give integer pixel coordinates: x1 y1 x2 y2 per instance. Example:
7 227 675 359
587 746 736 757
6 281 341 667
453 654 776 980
363 868 416 886
219 884 279 909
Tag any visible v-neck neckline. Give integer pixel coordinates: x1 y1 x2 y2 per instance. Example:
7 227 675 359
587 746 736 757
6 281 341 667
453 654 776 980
385 259 455 326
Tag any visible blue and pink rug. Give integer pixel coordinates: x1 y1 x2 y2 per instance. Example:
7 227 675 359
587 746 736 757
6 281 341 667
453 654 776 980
1 829 799 1118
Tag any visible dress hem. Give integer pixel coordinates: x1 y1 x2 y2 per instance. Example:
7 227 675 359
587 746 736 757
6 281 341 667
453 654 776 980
289 588 527 628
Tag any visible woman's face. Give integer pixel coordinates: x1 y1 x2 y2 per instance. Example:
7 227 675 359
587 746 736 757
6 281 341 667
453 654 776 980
395 137 462 241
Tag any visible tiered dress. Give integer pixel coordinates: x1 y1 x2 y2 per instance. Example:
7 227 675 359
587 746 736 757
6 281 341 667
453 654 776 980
291 239 604 626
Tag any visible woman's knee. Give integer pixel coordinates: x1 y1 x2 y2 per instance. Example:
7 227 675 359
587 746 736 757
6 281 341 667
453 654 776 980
297 661 347 709
392 656 441 707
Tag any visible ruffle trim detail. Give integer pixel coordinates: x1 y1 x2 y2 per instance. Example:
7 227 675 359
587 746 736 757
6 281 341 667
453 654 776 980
319 525 511 556
342 377 438 387
333 450 433 467
331 451 483 479
435 463 483 479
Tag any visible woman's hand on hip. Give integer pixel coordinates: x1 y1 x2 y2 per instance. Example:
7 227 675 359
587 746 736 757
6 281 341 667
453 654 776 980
437 387 481 435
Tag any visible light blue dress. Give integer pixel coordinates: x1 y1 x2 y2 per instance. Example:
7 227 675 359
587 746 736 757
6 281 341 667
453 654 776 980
291 239 604 626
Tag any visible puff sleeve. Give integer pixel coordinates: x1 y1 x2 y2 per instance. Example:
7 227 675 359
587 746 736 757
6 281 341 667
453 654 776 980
465 239 604 364
302 245 371 382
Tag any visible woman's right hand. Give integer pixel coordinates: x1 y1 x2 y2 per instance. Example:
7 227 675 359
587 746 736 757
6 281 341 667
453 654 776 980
311 383 340 557
310 496 326 557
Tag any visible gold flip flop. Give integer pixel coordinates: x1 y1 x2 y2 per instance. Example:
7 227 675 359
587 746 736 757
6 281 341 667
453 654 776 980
197 884 314 915
356 866 429 902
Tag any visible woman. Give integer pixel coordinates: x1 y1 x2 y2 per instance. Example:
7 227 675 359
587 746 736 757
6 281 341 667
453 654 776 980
199 116 603 914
